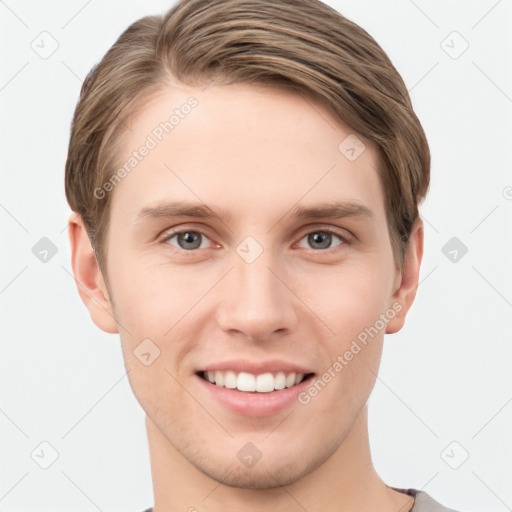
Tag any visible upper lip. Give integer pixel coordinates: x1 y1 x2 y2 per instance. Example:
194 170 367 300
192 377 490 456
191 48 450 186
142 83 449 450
198 359 315 375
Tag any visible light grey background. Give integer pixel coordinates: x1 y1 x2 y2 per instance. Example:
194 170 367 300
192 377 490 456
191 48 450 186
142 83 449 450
1 1 511 511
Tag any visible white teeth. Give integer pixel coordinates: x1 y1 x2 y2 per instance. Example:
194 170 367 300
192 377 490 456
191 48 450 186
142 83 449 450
256 373 274 393
224 370 237 389
215 370 224 387
237 372 255 392
203 370 308 392
285 373 296 388
274 371 286 390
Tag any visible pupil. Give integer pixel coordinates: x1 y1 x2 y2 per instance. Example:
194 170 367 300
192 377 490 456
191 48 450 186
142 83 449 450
179 231 201 249
309 231 331 249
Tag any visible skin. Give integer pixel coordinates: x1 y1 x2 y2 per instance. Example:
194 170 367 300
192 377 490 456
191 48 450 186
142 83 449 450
69 77 423 512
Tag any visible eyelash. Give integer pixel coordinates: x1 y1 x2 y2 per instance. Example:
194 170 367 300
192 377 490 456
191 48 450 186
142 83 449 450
159 226 351 254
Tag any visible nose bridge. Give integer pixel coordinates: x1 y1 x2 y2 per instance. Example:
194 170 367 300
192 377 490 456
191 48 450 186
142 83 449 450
216 240 297 341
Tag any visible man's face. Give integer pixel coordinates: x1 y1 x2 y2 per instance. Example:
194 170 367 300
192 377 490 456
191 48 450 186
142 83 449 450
102 80 403 487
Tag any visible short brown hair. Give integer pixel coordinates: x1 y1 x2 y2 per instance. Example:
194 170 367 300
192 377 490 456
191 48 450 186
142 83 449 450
65 0 430 272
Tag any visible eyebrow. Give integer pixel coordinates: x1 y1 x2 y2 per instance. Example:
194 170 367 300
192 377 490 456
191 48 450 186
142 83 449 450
136 201 233 223
135 199 374 224
288 201 374 221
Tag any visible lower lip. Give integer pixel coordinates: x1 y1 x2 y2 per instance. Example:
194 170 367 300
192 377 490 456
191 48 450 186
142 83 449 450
195 374 314 417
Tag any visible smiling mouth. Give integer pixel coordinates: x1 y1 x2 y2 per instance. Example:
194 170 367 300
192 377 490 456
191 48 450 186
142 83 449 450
198 370 315 393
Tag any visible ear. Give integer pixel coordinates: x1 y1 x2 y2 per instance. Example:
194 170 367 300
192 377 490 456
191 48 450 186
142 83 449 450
385 217 424 334
68 213 118 334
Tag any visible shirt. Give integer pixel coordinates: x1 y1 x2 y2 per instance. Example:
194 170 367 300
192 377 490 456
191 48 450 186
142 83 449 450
393 488 461 511
142 487 461 511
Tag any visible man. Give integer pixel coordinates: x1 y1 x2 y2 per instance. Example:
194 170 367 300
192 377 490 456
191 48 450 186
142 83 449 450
65 0 461 510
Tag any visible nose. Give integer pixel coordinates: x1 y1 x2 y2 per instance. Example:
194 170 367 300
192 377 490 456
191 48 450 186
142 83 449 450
216 248 299 343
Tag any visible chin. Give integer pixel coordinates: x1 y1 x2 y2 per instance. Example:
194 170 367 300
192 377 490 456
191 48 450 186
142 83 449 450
186 442 334 490
198 461 309 489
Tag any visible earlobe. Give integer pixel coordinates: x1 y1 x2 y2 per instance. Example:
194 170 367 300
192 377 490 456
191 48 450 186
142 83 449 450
68 213 119 334
385 217 424 334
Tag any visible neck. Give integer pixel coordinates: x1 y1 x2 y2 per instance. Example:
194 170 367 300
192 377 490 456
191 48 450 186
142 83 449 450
146 405 414 512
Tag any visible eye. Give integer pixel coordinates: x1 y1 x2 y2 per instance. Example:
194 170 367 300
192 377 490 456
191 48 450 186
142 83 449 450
160 227 349 253
296 229 347 251
163 230 212 251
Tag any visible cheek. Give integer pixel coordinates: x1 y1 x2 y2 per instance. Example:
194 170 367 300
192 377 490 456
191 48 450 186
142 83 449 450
306 262 393 339
108 257 210 391
108 255 207 335
304 263 390 394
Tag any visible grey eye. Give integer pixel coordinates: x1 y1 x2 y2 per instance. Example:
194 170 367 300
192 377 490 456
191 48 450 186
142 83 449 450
297 230 343 250
166 231 210 251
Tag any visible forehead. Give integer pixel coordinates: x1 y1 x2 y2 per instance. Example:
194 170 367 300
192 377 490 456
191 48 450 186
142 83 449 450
110 81 386 226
